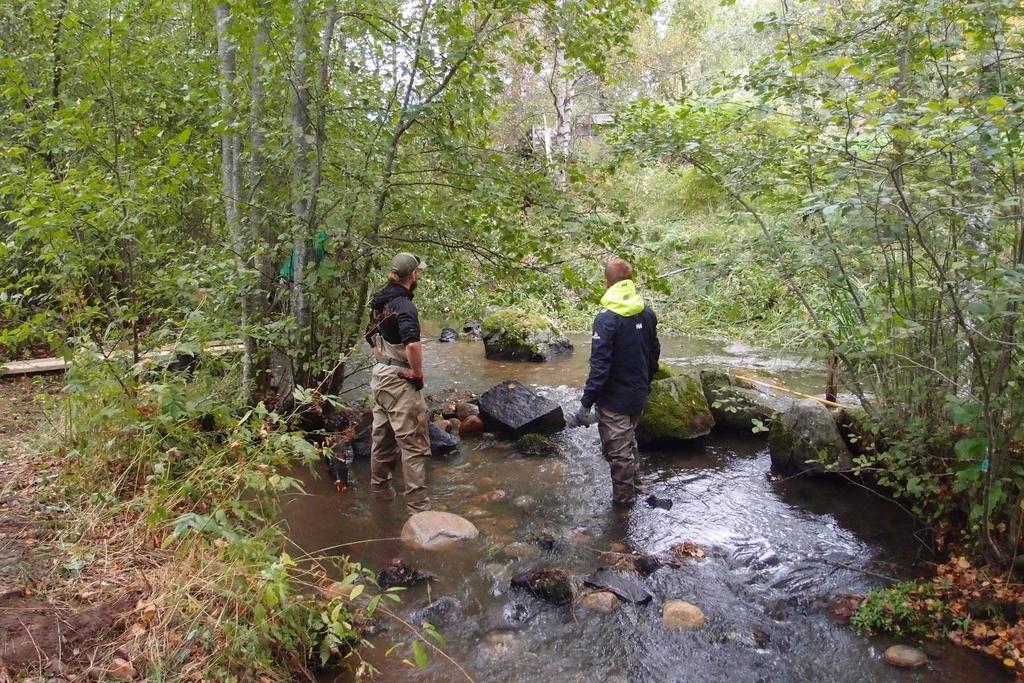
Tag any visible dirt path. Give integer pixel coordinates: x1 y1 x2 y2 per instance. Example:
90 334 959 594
0 378 139 682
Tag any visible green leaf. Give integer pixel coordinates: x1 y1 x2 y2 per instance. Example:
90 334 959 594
411 640 428 669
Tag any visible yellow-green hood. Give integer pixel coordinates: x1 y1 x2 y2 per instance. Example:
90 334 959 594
600 279 645 317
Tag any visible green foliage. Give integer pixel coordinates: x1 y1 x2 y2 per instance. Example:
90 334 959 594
852 582 934 638
59 357 364 678
613 0 1024 557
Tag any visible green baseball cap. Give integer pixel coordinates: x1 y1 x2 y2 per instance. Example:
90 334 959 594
390 252 426 278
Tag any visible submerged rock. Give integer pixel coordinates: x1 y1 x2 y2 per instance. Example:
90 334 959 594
503 542 541 561
479 381 566 436
662 600 706 630
439 327 459 343
479 629 519 659
768 399 854 474
699 369 793 433
583 567 653 604
481 309 573 362
581 591 620 613
884 645 927 669
401 511 479 549
637 374 715 445
428 421 460 457
514 433 561 457
511 568 574 605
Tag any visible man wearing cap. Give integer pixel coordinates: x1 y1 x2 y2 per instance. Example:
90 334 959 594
576 258 661 506
365 252 430 513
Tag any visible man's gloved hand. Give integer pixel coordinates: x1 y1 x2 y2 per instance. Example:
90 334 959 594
400 373 425 391
575 403 596 427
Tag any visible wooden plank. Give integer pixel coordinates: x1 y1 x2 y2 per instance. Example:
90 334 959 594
1 340 245 378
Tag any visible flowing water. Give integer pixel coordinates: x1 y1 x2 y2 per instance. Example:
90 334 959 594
283 335 1007 682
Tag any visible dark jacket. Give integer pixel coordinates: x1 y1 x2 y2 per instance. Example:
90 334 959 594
581 306 660 415
367 283 421 346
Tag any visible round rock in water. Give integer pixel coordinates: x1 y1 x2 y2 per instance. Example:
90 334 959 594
401 511 479 549
582 591 620 614
884 645 927 669
662 600 706 630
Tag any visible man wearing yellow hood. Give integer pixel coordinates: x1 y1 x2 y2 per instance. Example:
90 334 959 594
577 259 661 506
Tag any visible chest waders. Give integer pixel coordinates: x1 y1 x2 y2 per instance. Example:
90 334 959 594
368 332 430 513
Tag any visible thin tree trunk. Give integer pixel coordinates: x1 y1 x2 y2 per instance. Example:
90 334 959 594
249 0 273 395
288 0 314 391
215 3 254 401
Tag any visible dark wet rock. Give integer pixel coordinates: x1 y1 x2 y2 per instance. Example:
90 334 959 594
401 511 479 549
645 494 673 510
637 373 715 445
428 421 460 458
769 399 854 474
350 408 374 460
511 568 574 605
700 369 793 433
581 590 620 613
751 625 770 648
583 567 653 604
377 558 434 589
479 381 565 436
409 596 461 628
439 327 459 343
827 594 865 625
533 533 565 553
481 309 573 362
634 554 665 576
459 415 485 437
479 629 520 658
884 644 927 669
662 600 705 630
514 433 561 457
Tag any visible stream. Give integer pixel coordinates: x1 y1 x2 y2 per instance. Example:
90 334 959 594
282 335 1008 682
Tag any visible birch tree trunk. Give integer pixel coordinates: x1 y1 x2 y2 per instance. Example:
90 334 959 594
215 2 254 401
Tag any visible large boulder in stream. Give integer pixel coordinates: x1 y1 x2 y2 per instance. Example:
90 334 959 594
481 309 573 362
637 373 715 445
401 511 479 549
700 369 794 432
768 399 854 474
479 381 565 436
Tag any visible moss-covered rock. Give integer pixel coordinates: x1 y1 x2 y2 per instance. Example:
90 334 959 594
768 399 854 474
699 369 793 433
514 433 561 457
481 309 573 362
637 373 715 445
652 362 679 381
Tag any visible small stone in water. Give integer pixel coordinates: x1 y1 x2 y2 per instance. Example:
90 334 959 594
662 600 705 630
582 591 620 613
479 629 519 659
884 645 927 669
513 495 536 509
